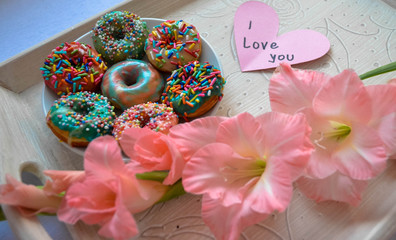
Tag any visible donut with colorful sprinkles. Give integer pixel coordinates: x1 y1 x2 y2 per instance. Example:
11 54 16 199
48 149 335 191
112 102 179 140
145 20 202 72
92 11 149 65
46 91 116 147
41 42 107 96
161 60 225 118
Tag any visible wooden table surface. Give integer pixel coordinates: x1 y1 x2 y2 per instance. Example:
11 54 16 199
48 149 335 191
0 0 396 239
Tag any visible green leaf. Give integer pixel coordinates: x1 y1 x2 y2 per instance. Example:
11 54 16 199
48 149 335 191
359 61 396 80
157 180 186 203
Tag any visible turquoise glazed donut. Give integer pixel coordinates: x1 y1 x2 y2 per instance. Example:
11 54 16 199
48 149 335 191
46 91 116 147
101 60 164 110
92 11 149 65
161 60 225 118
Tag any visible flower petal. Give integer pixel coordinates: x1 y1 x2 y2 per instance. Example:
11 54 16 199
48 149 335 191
84 136 124 179
313 69 371 123
333 123 387 180
296 173 368 206
182 143 255 206
269 62 329 114
43 170 85 195
169 116 227 161
119 127 155 160
201 194 268 240
366 84 396 156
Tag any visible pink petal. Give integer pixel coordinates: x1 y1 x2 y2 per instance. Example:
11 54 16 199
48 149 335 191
169 116 228 161
201 194 268 240
0 175 62 216
366 84 396 156
254 112 314 180
43 170 85 195
245 157 293 213
98 202 138 240
84 136 124 179
120 128 185 185
119 127 155 159
269 62 329 114
333 123 387 180
296 172 368 206
313 69 371 123
183 143 256 206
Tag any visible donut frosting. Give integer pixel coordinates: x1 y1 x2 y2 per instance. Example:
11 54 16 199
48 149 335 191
161 61 225 118
40 42 107 96
145 20 202 72
92 11 149 65
113 102 179 140
46 91 116 145
101 60 164 110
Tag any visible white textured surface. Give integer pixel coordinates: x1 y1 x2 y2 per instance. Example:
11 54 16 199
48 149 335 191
0 0 396 239
0 0 124 63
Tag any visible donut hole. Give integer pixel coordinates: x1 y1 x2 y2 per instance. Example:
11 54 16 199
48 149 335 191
123 70 140 86
113 30 126 40
71 100 93 115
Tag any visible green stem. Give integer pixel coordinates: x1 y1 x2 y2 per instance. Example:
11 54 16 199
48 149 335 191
136 171 169 182
359 61 396 80
0 206 6 221
157 179 186 203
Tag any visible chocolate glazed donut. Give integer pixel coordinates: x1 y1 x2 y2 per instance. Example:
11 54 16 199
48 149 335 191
101 60 164 110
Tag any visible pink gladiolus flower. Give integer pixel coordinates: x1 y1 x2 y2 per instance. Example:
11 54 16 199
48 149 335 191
179 112 313 240
269 63 396 205
0 174 62 216
43 170 85 195
57 136 168 240
119 127 185 185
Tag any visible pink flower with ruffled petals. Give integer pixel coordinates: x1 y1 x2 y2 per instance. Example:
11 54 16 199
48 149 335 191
0 174 62 216
57 135 168 240
43 170 85 195
119 127 185 185
179 112 313 240
269 63 396 205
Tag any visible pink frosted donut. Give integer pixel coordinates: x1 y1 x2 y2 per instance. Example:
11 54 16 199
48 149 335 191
112 102 179 140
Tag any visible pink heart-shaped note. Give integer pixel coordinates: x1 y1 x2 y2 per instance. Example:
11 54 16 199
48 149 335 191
234 1 330 71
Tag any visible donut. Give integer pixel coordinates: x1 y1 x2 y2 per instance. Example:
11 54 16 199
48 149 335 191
101 60 164 110
161 61 225 118
92 11 149 65
112 102 178 140
145 20 202 72
46 91 116 147
41 42 107 96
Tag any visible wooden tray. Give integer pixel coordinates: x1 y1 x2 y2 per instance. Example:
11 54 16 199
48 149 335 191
1 0 396 239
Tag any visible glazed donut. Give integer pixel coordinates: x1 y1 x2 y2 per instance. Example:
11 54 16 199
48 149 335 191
112 102 178 140
161 61 225 118
145 20 202 72
101 60 164 110
46 91 116 147
92 11 149 65
41 42 107 96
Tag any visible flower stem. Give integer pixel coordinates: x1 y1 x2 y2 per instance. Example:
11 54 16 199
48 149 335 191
157 180 186 203
0 206 6 221
136 171 169 182
359 61 396 80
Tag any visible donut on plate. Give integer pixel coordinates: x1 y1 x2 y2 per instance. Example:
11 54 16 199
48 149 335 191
112 102 179 140
101 60 164 110
92 11 149 65
46 91 116 147
40 42 107 96
161 60 225 118
145 20 202 72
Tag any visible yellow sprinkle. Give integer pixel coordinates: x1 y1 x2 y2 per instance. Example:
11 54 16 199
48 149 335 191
189 43 195 49
90 74 94 83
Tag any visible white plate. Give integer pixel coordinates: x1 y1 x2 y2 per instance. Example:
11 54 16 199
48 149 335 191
42 18 224 156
